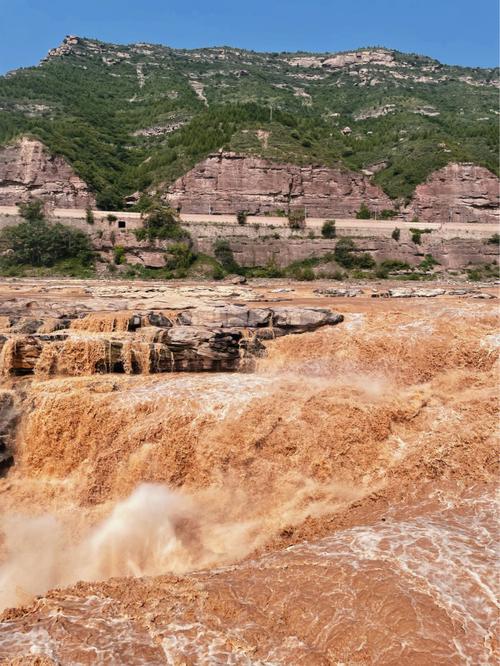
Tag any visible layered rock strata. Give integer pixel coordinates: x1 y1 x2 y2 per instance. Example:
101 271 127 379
0 137 95 207
0 306 343 376
167 152 393 217
406 163 500 224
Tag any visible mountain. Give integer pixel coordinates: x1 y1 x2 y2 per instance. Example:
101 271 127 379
0 35 498 209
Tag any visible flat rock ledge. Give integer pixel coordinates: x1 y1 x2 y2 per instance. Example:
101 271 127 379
314 287 496 299
0 305 343 377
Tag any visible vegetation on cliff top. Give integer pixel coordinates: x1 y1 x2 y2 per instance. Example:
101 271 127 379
0 37 498 208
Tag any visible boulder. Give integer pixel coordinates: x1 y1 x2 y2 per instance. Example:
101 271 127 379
272 307 344 333
314 288 364 297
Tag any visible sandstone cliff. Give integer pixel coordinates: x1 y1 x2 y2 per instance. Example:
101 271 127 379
167 153 500 223
0 137 95 208
406 163 499 224
166 152 393 217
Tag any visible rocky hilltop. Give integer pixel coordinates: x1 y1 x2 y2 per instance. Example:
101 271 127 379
0 137 95 207
0 36 498 208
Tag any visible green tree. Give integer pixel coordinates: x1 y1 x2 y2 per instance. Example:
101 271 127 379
213 239 241 274
356 204 371 220
18 199 45 222
237 210 247 225
136 202 188 242
0 219 94 268
321 220 336 238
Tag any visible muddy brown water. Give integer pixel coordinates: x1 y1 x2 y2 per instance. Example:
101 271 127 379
0 281 498 664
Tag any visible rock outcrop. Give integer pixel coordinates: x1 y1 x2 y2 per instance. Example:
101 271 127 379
0 306 344 377
406 163 500 224
0 137 95 207
166 153 500 224
166 152 393 217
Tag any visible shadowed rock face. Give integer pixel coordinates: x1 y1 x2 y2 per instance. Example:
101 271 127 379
406 163 500 224
0 137 95 208
167 152 393 216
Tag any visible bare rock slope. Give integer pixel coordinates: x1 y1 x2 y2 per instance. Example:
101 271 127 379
167 152 500 223
0 137 95 208
167 152 393 217
407 163 500 224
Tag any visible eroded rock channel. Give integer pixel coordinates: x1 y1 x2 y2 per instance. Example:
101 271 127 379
0 279 498 665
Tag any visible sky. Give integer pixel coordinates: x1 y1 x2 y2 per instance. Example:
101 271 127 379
0 0 498 74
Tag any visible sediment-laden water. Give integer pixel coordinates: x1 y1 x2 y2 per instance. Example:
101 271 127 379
0 296 498 664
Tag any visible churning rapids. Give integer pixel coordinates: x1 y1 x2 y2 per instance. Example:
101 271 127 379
0 286 498 665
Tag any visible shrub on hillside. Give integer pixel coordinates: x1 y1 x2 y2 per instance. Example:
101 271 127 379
113 245 126 265
213 239 241 274
165 242 196 271
237 210 248 225
136 202 188 242
379 209 398 220
321 220 336 238
391 227 401 241
18 198 45 222
334 237 375 269
356 204 371 220
288 208 306 230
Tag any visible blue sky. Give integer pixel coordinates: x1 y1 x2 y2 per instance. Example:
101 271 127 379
0 0 498 74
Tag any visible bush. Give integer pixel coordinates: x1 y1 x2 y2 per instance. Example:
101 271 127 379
290 265 315 281
356 204 371 220
0 218 94 268
136 202 188 242
288 208 306 230
380 259 411 271
165 242 196 271
391 227 401 241
411 229 422 244
85 207 95 224
18 199 44 222
334 237 375 269
18 199 45 222
321 220 336 238
375 266 389 279
212 265 226 280
113 245 126 265
410 228 432 245
213 239 241 274
379 209 398 220
419 254 440 271
487 233 500 245
236 210 247 225
467 268 482 282
107 214 117 222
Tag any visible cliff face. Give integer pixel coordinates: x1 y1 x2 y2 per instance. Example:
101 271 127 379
167 153 500 223
167 152 393 217
406 163 500 224
0 137 95 208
